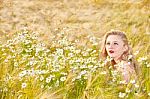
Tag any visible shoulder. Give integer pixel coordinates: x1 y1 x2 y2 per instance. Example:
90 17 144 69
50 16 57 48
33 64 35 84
121 61 135 73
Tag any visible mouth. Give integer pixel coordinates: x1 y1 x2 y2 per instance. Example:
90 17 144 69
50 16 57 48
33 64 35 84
109 50 114 54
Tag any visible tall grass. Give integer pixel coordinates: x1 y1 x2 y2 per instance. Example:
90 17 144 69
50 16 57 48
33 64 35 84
0 0 150 99
0 28 149 99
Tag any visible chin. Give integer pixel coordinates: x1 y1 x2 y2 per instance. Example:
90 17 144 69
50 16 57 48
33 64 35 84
108 54 115 58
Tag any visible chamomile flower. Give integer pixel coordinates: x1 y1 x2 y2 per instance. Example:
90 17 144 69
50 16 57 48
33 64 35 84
134 84 139 88
40 76 44 81
119 80 127 84
60 76 66 82
137 56 148 62
130 79 136 84
148 92 150 96
100 71 107 75
19 71 27 77
147 63 150 68
118 92 126 98
21 83 27 88
125 88 131 93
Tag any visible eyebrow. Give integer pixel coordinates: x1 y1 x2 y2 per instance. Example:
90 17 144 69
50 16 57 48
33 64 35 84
106 41 118 42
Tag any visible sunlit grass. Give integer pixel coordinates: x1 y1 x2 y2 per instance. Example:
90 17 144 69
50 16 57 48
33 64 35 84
0 28 149 99
0 0 150 99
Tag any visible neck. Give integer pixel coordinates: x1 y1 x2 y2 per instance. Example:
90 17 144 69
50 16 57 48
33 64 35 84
114 57 122 64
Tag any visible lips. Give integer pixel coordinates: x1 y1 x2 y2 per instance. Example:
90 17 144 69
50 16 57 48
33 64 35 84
109 50 114 54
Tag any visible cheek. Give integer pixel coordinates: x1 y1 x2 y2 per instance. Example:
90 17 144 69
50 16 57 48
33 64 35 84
117 47 125 54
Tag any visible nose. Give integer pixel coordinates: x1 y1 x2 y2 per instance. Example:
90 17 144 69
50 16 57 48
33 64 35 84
108 43 114 49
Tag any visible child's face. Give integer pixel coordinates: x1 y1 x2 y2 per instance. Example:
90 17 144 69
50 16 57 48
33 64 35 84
105 35 127 60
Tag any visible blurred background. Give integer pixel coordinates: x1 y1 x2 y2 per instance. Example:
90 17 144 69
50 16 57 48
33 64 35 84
0 0 150 51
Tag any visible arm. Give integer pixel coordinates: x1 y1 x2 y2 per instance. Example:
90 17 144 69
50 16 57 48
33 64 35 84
117 61 137 83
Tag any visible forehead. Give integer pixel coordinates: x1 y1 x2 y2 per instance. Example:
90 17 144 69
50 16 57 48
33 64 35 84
106 35 123 42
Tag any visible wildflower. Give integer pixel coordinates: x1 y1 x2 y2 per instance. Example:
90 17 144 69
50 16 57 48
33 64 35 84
68 53 74 57
21 83 27 88
19 71 27 77
119 80 127 84
106 56 113 62
27 69 35 76
80 65 87 69
80 70 87 75
60 76 66 82
60 72 68 75
72 78 76 82
58 38 68 46
76 59 81 63
134 84 139 88
137 56 148 62
75 49 81 54
82 51 89 56
134 51 139 55
92 50 96 53
41 85 44 88
100 71 107 75
148 92 150 96
14 62 18 67
46 75 55 83
46 77 51 83
88 65 93 68
69 60 74 64
118 92 126 98
125 88 131 93
84 76 88 79
55 80 59 87
89 36 96 42
4 59 9 63
101 62 105 67
147 63 150 68
75 39 79 43
40 76 44 81
92 42 98 46
130 79 136 84
111 70 118 76
56 48 64 55
48 86 52 90
118 61 124 68
24 40 31 45
28 60 36 66
93 65 98 69
112 77 117 82
76 75 81 79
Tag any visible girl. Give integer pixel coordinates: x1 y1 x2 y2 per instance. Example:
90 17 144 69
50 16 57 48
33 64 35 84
101 30 140 83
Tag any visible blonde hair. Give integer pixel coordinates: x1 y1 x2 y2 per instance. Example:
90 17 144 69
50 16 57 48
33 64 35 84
101 30 140 75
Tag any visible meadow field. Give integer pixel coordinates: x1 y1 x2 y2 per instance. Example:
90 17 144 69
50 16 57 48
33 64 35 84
0 0 150 99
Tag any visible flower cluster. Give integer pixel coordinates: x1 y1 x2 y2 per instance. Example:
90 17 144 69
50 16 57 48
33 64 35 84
0 29 149 99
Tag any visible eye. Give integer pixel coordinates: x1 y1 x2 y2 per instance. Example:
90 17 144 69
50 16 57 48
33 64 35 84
114 42 118 45
106 42 110 45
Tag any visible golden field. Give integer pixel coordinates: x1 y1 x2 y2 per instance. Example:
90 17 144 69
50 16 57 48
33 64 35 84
0 0 150 99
